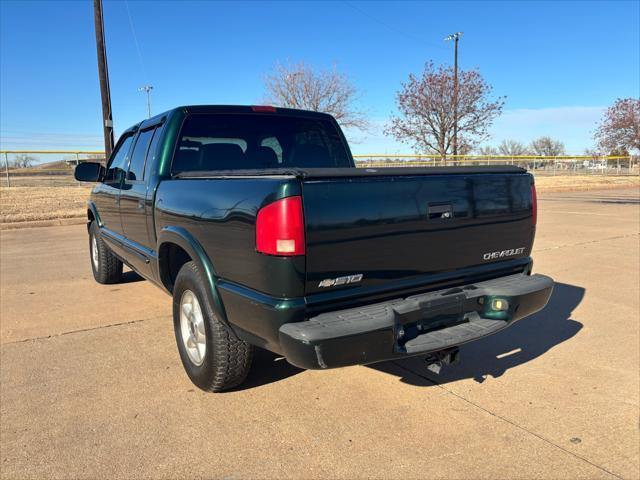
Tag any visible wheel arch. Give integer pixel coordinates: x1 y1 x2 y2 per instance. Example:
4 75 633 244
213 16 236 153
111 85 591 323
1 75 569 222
87 201 101 232
157 226 233 332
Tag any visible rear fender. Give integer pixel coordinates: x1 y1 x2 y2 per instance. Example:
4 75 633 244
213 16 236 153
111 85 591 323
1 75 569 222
157 226 236 335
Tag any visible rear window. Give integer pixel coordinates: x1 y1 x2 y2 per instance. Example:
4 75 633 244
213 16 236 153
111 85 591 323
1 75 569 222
172 113 352 174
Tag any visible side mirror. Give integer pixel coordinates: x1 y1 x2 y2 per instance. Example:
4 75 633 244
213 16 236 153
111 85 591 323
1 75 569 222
74 162 104 182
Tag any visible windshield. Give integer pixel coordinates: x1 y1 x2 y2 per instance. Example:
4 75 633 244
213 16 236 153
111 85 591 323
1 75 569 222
172 113 352 174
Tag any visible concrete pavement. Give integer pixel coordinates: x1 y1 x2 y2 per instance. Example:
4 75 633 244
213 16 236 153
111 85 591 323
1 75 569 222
1 188 638 479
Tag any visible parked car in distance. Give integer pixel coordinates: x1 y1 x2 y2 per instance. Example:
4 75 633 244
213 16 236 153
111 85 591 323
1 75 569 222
75 105 554 392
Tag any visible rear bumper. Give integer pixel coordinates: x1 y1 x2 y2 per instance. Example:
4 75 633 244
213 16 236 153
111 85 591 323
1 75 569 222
279 273 554 369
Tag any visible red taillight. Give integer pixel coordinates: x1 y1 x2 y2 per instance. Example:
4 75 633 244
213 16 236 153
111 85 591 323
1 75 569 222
256 196 305 256
531 183 537 226
251 105 276 112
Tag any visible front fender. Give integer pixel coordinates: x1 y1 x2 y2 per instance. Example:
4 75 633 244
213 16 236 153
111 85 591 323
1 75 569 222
87 200 102 230
157 226 236 335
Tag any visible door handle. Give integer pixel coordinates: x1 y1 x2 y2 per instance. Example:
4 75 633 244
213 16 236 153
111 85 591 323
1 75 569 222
137 201 145 210
428 203 453 220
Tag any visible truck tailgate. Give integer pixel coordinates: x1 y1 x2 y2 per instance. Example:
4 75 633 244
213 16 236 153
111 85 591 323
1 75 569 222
301 170 535 296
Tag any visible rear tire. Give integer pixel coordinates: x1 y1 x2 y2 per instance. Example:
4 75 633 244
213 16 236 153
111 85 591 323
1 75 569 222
173 261 254 392
89 221 123 284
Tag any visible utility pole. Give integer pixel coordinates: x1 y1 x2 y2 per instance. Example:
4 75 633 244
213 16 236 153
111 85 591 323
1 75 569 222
93 0 114 158
139 85 153 118
445 32 463 157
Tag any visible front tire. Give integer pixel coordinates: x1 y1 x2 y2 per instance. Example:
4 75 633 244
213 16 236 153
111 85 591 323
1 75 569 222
89 221 123 284
173 261 253 392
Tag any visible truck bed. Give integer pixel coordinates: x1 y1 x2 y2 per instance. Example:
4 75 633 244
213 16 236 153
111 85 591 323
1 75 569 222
161 166 535 299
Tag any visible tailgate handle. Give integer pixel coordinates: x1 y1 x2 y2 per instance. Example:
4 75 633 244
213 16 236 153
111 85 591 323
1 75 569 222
428 203 453 220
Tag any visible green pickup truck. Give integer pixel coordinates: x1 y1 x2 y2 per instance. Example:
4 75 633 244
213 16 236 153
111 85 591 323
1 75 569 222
75 105 553 392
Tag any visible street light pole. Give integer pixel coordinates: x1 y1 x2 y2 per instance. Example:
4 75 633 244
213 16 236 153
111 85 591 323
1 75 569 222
93 0 115 158
445 32 463 158
139 85 153 118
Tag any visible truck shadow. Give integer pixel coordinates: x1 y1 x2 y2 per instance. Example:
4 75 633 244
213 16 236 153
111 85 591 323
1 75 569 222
234 348 303 391
369 282 585 387
120 270 145 284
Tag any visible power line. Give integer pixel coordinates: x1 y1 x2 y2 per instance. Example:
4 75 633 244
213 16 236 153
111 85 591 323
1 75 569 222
342 1 447 51
124 0 148 82
125 1 154 118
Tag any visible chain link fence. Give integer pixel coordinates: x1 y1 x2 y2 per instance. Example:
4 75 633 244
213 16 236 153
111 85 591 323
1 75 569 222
353 155 639 175
1 151 638 187
1 151 105 187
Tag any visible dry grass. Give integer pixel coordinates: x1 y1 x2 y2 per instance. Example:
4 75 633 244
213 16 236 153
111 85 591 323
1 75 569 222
4 174 79 188
0 175 92 224
1 173 638 226
534 174 640 192
8 161 76 174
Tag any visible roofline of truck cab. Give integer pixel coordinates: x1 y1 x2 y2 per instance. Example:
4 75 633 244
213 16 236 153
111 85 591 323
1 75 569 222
113 105 344 174
176 104 335 119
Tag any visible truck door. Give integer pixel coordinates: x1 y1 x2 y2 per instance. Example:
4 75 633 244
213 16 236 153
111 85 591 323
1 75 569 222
119 125 161 276
93 133 134 236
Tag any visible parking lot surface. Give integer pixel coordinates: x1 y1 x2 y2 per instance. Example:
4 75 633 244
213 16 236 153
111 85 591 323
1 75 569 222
1 188 639 479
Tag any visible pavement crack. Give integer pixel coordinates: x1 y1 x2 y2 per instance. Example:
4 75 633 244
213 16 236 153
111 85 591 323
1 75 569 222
534 232 639 253
391 361 625 480
1 315 167 345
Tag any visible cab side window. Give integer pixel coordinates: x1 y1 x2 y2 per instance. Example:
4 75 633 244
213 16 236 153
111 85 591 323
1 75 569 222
105 134 134 186
126 128 155 182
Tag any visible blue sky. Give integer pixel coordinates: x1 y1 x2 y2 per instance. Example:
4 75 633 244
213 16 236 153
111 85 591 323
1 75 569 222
1 0 638 156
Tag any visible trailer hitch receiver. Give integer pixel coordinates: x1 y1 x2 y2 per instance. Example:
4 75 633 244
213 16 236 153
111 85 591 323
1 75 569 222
425 347 460 374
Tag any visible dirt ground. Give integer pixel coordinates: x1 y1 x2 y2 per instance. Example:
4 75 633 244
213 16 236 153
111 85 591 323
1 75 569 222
0 188 638 479
534 174 640 192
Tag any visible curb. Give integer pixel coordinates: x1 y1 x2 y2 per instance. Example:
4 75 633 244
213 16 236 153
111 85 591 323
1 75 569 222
0 217 86 231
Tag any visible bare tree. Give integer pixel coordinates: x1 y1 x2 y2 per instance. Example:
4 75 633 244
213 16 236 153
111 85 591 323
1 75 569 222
498 139 529 156
263 61 368 130
386 61 504 157
594 98 639 154
583 147 601 159
476 145 499 156
457 142 475 155
530 137 566 156
11 154 36 168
